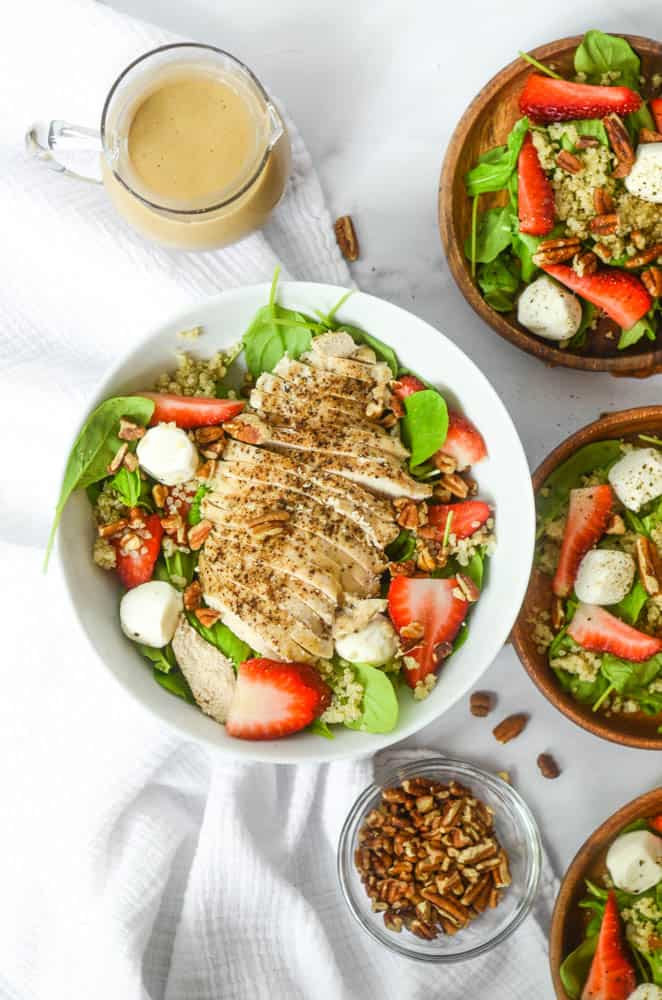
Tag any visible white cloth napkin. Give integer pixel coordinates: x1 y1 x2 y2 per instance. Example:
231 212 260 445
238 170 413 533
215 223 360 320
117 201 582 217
0 2 557 997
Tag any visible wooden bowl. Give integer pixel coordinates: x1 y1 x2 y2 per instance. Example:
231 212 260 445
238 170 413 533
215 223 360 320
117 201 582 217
511 406 662 749
439 34 662 375
550 787 662 999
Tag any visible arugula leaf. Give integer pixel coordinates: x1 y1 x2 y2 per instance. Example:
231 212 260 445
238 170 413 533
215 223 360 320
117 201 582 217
612 579 649 625
559 935 598 1000
464 205 514 264
574 30 641 90
45 395 155 568
153 667 196 704
186 611 251 668
465 118 530 196
385 530 417 563
401 390 449 468
537 440 623 525
138 643 177 674
188 485 211 526
344 663 399 734
510 229 541 284
476 254 520 312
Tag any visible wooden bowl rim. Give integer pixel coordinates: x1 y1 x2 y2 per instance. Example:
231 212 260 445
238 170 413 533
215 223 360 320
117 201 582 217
549 786 662 999
511 405 662 750
438 33 662 375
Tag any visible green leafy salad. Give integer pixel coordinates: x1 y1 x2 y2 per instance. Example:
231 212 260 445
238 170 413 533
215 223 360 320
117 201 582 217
48 271 494 742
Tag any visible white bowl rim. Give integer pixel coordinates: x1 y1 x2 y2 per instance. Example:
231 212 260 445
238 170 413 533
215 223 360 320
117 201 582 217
56 281 536 764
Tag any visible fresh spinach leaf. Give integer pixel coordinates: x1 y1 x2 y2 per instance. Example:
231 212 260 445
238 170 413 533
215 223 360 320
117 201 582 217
464 205 514 264
401 390 449 468
188 485 211 526
559 935 598 1000
618 312 658 350
243 305 313 376
138 643 177 674
537 440 623 525
112 466 142 508
625 102 656 143
621 817 653 835
186 611 251 668
477 254 520 312
308 717 334 739
154 550 197 590
510 229 541 284
465 550 484 590
567 301 597 352
385 530 417 563
574 30 641 90
465 118 530 196
153 667 196 704
453 621 470 652
602 652 662 694
612 579 649 625
45 395 155 568
344 663 399 734
558 119 609 149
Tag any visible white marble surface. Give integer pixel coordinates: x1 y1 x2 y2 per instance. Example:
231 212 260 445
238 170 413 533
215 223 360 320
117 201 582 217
108 0 662 875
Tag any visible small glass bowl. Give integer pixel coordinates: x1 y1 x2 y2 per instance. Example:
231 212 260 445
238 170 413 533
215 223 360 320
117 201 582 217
337 757 542 963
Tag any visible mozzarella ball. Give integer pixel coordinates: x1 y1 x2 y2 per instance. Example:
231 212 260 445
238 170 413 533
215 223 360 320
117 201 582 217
608 448 662 512
136 422 198 486
517 275 582 342
625 142 662 204
574 549 636 606
606 830 662 894
120 581 183 648
334 615 398 666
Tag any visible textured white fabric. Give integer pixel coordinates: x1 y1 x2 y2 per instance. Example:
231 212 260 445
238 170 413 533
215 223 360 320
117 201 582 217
0 1 556 997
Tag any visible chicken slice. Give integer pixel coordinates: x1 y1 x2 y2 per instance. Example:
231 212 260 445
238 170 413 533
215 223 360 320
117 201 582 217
251 372 365 421
273 356 373 402
310 330 358 357
302 346 392 385
171 617 236 724
225 411 408 461
295 450 433 500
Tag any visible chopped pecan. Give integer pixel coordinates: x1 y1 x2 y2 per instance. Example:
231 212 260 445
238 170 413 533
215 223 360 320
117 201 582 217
400 621 425 641
196 460 218 481
387 559 416 577
122 450 139 472
118 418 146 442
594 242 613 261
194 607 221 628
639 128 662 144
188 518 213 551
439 473 469 499
590 212 619 235
469 691 492 717
556 150 583 173
97 518 128 538
636 535 660 596
573 250 599 277
152 484 169 508
383 910 403 933
575 135 600 149
334 214 359 261
624 243 662 269
432 641 454 665
605 513 626 535
183 581 202 611
415 543 437 573
604 113 635 177
195 425 225 445
642 267 662 298
533 236 581 266
433 452 457 474
107 442 128 474
492 713 528 744
396 501 427 530
380 411 399 430
537 753 561 779
593 187 615 214
455 574 480 602
200 438 226 459
161 513 185 540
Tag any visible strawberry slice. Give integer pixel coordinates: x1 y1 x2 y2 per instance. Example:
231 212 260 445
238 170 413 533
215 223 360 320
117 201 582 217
541 264 652 331
518 132 555 236
226 658 332 740
649 815 662 834
427 500 492 541
392 375 426 400
437 411 488 471
388 576 469 688
568 603 662 662
139 392 244 429
114 513 164 590
651 97 662 133
580 890 636 1000
553 485 613 598
519 73 642 123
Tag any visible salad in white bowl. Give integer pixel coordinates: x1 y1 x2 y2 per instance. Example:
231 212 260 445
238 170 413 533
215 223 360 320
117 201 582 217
51 278 534 762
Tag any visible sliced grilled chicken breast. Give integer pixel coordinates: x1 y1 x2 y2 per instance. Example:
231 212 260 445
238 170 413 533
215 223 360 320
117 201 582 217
294 450 432 500
302 348 392 385
252 372 366 420
171 617 235 724
202 586 316 663
273 356 373 402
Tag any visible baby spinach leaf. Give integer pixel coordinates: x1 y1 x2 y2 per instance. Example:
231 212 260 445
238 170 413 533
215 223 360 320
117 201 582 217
344 663 399 734
464 205 514 263
465 118 530 196
574 30 641 90
242 304 313 376
559 935 598 1000
112 466 142 508
510 229 541 284
385 530 417 563
154 550 197 590
186 611 251 669
537 440 623 525
138 643 177 674
308 717 334 739
188 485 211 526
477 254 520 312
618 312 658 350
401 389 449 468
558 119 609 149
153 667 196 704
612 579 649 625
567 301 597 352
453 621 470 652
620 817 652 835
602 652 662 694
464 550 485 590
625 101 656 143
45 395 155 569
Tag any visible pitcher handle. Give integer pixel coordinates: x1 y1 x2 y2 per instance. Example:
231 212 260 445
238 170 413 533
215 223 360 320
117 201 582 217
25 120 103 185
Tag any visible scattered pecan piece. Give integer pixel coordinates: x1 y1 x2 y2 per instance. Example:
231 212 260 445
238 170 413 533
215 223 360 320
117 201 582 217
334 214 359 261
456 574 480 603
107 442 128 474
188 518 213 551
642 267 662 298
624 243 662 269
537 753 561 779
492 713 527 744
194 425 225 445
533 236 581 266
594 242 613 261
604 113 635 177
551 596 565 631
396 501 426 530
636 535 660 596
388 559 416 577
152 484 169 508
590 213 619 235
433 452 457 474
97 518 128 538
605 513 626 535
556 150 583 174
183 581 202 611
415 543 437 573
194 607 221 628
576 135 600 149
639 128 662 144
439 473 469 499
118 418 146 442
400 621 425 641
469 691 492 717
593 187 615 214
122 450 139 472
572 250 599 277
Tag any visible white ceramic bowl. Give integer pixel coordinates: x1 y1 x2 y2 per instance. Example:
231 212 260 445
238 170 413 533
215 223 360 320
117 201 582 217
57 282 535 763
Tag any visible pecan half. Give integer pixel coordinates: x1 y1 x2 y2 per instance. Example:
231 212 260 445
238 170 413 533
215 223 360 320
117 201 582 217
533 236 581 266
416 543 437 573
433 451 457 474
334 214 359 261
590 213 619 235
396 501 427 530
194 425 225 445
636 535 660 596
624 243 662 269
97 518 128 538
107 442 128 474
152 484 169 508
537 753 561 779
469 691 492 717
194 607 221 628
639 128 662 144
604 113 635 177
642 267 662 298
188 518 213 551
556 150 583 174
576 135 600 149
455 574 480 602
183 580 202 611
573 250 599 277
492 713 527 744
118 418 146 442
439 473 469 499
593 187 615 214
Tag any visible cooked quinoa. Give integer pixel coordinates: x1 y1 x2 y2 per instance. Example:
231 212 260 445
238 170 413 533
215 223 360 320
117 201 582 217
155 349 236 398
448 518 496 567
93 536 117 570
623 895 662 953
318 660 364 725
550 646 602 683
93 481 128 525
413 673 437 701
